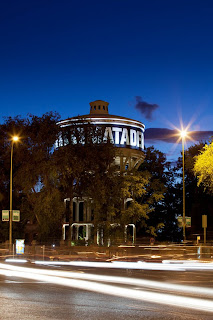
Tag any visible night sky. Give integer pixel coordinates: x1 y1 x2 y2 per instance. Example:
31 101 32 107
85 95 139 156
1 0 213 161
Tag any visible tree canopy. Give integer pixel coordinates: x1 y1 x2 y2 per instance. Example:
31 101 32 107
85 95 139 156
0 113 117 242
175 142 213 237
194 140 213 193
1 112 212 244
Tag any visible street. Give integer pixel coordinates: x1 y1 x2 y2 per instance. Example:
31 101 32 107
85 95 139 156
0 260 213 319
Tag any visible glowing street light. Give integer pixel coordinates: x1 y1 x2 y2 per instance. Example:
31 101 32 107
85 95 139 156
12 136 19 142
180 130 187 139
9 136 19 251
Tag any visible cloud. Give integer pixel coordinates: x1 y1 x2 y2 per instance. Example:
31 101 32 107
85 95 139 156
145 128 213 144
135 96 159 120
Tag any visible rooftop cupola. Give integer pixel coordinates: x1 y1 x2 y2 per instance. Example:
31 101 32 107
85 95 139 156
89 100 109 114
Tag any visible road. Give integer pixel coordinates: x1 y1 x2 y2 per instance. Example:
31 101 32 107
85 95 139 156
0 260 213 320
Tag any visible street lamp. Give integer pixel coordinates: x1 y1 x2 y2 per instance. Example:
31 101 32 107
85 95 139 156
9 136 19 251
180 130 187 242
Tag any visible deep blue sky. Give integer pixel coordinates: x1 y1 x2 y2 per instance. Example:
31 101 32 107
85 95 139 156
1 0 213 160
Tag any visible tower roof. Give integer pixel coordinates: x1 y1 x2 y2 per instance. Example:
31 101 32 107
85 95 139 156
89 100 109 115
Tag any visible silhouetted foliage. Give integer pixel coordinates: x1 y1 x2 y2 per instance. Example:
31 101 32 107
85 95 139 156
0 114 212 244
175 142 213 239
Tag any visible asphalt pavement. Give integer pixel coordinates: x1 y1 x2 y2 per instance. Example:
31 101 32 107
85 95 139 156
0 260 213 319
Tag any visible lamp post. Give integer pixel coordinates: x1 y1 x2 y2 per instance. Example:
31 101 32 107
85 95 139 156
180 130 187 242
9 136 19 251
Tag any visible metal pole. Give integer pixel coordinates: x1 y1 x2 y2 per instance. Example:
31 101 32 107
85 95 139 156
9 141 14 252
124 225 127 243
202 215 207 245
182 137 186 242
133 225 136 245
204 227 206 245
43 245 45 261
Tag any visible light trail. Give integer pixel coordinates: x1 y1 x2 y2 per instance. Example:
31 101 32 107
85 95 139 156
5 259 28 263
0 263 213 297
33 260 213 271
0 263 213 313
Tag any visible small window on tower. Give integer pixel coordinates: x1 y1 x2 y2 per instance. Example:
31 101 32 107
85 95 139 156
98 105 101 110
103 106 105 110
94 106 96 110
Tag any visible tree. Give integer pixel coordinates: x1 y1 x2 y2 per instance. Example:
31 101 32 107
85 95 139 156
194 140 213 192
0 112 64 242
53 121 115 197
0 116 30 241
121 171 153 225
0 114 118 243
175 141 213 239
138 146 173 239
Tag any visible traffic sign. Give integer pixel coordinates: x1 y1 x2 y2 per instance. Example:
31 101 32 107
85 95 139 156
177 216 191 228
186 216 191 228
13 210 20 222
2 210 9 221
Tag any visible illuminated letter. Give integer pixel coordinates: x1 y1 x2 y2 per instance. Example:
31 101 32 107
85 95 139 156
136 130 144 149
120 128 130 145
112 127 122 144
130 129 137 146
137 131 141 148
104 127 114 144
141 132 144 149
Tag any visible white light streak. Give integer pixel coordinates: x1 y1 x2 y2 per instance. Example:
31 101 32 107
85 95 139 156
33 259 213 271
1 263 213 298
5 259 28 263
